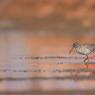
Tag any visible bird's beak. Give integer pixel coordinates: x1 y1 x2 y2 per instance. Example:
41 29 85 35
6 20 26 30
69 47 74 54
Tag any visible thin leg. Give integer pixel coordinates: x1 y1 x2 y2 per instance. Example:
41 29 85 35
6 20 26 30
84 55 89 69
84 55 89 62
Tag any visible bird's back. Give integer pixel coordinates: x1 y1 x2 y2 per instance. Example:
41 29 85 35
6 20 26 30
84 44 95 52
75 43 95 55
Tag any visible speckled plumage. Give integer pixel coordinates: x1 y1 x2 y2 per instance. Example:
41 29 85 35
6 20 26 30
75 43 95 55
69 42 95 68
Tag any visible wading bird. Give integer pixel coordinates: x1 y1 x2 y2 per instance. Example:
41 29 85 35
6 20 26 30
69 42 95 68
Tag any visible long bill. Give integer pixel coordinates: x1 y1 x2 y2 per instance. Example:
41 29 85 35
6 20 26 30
69 47 74 54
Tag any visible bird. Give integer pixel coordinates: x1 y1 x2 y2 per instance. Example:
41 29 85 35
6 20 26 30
69 42 95 68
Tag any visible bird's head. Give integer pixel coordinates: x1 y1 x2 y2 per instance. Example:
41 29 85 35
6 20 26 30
69 42 80 54
72 42 80 48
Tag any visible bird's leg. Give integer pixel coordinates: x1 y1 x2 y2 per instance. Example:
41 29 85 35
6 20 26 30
84 55 89 69
84 55 89 62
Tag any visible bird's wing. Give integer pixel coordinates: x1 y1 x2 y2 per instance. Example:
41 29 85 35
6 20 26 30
85 44 95 51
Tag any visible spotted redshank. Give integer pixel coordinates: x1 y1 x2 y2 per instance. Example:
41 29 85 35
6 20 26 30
69 42 95 68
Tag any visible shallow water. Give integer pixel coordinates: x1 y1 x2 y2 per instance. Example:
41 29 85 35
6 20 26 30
0 31 94 93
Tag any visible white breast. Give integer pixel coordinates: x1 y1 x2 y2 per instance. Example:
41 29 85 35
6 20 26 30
76 46 91 55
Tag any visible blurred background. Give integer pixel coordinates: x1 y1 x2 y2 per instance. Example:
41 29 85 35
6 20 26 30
0 0 95 95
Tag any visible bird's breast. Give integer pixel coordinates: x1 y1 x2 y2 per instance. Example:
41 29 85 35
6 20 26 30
76 47 91 55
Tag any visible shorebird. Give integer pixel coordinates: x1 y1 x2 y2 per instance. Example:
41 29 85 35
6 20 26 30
69 42 95 68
